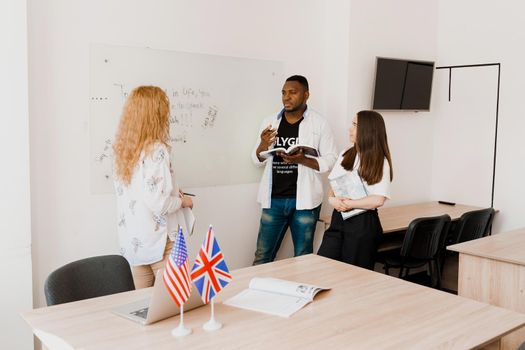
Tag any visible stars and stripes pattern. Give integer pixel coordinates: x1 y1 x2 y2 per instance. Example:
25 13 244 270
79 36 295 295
163 227 191 307
191 226 232 303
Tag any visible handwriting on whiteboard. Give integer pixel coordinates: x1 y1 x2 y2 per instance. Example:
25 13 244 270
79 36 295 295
92 83 219 167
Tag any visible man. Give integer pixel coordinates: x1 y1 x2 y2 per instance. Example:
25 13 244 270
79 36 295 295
251 75 337 265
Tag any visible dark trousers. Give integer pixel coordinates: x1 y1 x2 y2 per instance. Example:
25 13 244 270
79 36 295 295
317 209 383 270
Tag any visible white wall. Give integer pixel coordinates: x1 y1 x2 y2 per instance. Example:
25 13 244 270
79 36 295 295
1 0 34 349
435 0 525 233
27 0 354 312
347 0 439 206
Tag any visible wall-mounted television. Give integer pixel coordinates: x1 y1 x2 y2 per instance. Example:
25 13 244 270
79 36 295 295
372 57 434 111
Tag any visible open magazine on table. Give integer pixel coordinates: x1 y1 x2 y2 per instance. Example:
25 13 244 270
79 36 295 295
223 277 330 318
259 144 319 159
329 172 368 220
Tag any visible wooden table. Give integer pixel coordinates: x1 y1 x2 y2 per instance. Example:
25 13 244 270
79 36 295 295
448 228 525 350
321 201 484 233
22 254 525 350
320 201 485 252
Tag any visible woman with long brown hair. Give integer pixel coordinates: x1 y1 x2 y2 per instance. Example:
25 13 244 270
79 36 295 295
113 86 193 288
318 110 393 269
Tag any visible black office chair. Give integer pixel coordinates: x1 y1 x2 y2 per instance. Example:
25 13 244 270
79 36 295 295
44 255 135 306
439 208 496 284
453 208 495 244
383 214 451 289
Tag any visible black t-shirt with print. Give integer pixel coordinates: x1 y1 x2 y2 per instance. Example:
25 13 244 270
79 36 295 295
271 115 304 198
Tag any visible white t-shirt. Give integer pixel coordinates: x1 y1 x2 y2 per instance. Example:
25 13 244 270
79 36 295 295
328 151 391 199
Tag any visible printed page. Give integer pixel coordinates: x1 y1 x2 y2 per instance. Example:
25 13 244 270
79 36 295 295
224 278 329 317
249 277 324 301
224 288 309 318
287 144 319 157
301 146 319 158
259 147 287 158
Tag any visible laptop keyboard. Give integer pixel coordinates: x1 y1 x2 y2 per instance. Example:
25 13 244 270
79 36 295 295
130 307 149 319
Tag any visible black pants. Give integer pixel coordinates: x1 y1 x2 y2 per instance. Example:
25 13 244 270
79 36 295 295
317 209 383 270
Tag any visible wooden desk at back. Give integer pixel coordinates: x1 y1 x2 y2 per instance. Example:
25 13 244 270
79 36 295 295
22 254 525 350
449 228 525 350
320 201 484 233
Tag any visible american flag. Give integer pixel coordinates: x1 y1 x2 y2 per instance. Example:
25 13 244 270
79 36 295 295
163 228 191 307
191 226 232 303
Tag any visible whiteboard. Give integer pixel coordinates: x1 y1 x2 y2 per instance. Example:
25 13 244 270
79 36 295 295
89 44 283 194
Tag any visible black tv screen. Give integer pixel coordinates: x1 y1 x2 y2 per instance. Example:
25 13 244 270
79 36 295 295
372 57 434 110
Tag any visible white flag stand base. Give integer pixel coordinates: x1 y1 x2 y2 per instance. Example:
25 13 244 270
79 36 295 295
203 318 222 331
171 324 192 337
171 304 192 337
203 299 222 331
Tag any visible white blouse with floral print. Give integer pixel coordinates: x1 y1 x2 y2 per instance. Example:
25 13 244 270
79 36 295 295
114 143 183 266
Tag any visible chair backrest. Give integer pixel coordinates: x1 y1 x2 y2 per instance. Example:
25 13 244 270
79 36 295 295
400 214 451 260
455 208 495 244
44 255 135 306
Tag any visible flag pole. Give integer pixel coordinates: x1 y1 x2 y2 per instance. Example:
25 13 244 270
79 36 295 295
171 304 192 337
203 299 222 331
165 227 192 337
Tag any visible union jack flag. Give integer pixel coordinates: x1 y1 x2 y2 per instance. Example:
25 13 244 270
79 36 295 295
163 227 191 307
191 226 232 303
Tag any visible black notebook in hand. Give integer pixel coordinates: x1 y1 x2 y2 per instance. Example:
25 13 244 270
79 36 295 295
259 144 319 159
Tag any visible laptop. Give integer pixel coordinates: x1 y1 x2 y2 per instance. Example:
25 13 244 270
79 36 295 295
112 270 204 325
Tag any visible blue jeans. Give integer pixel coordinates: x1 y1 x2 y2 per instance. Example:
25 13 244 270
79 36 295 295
253 198 321 265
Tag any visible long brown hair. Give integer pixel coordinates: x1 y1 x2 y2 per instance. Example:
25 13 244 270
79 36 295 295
113 86 170 185
341 110 393 185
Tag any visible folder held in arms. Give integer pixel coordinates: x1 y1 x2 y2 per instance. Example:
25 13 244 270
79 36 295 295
329 173 368 220
224 277 329 318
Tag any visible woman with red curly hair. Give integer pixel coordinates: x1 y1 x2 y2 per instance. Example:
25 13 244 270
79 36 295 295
113 86 193 288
